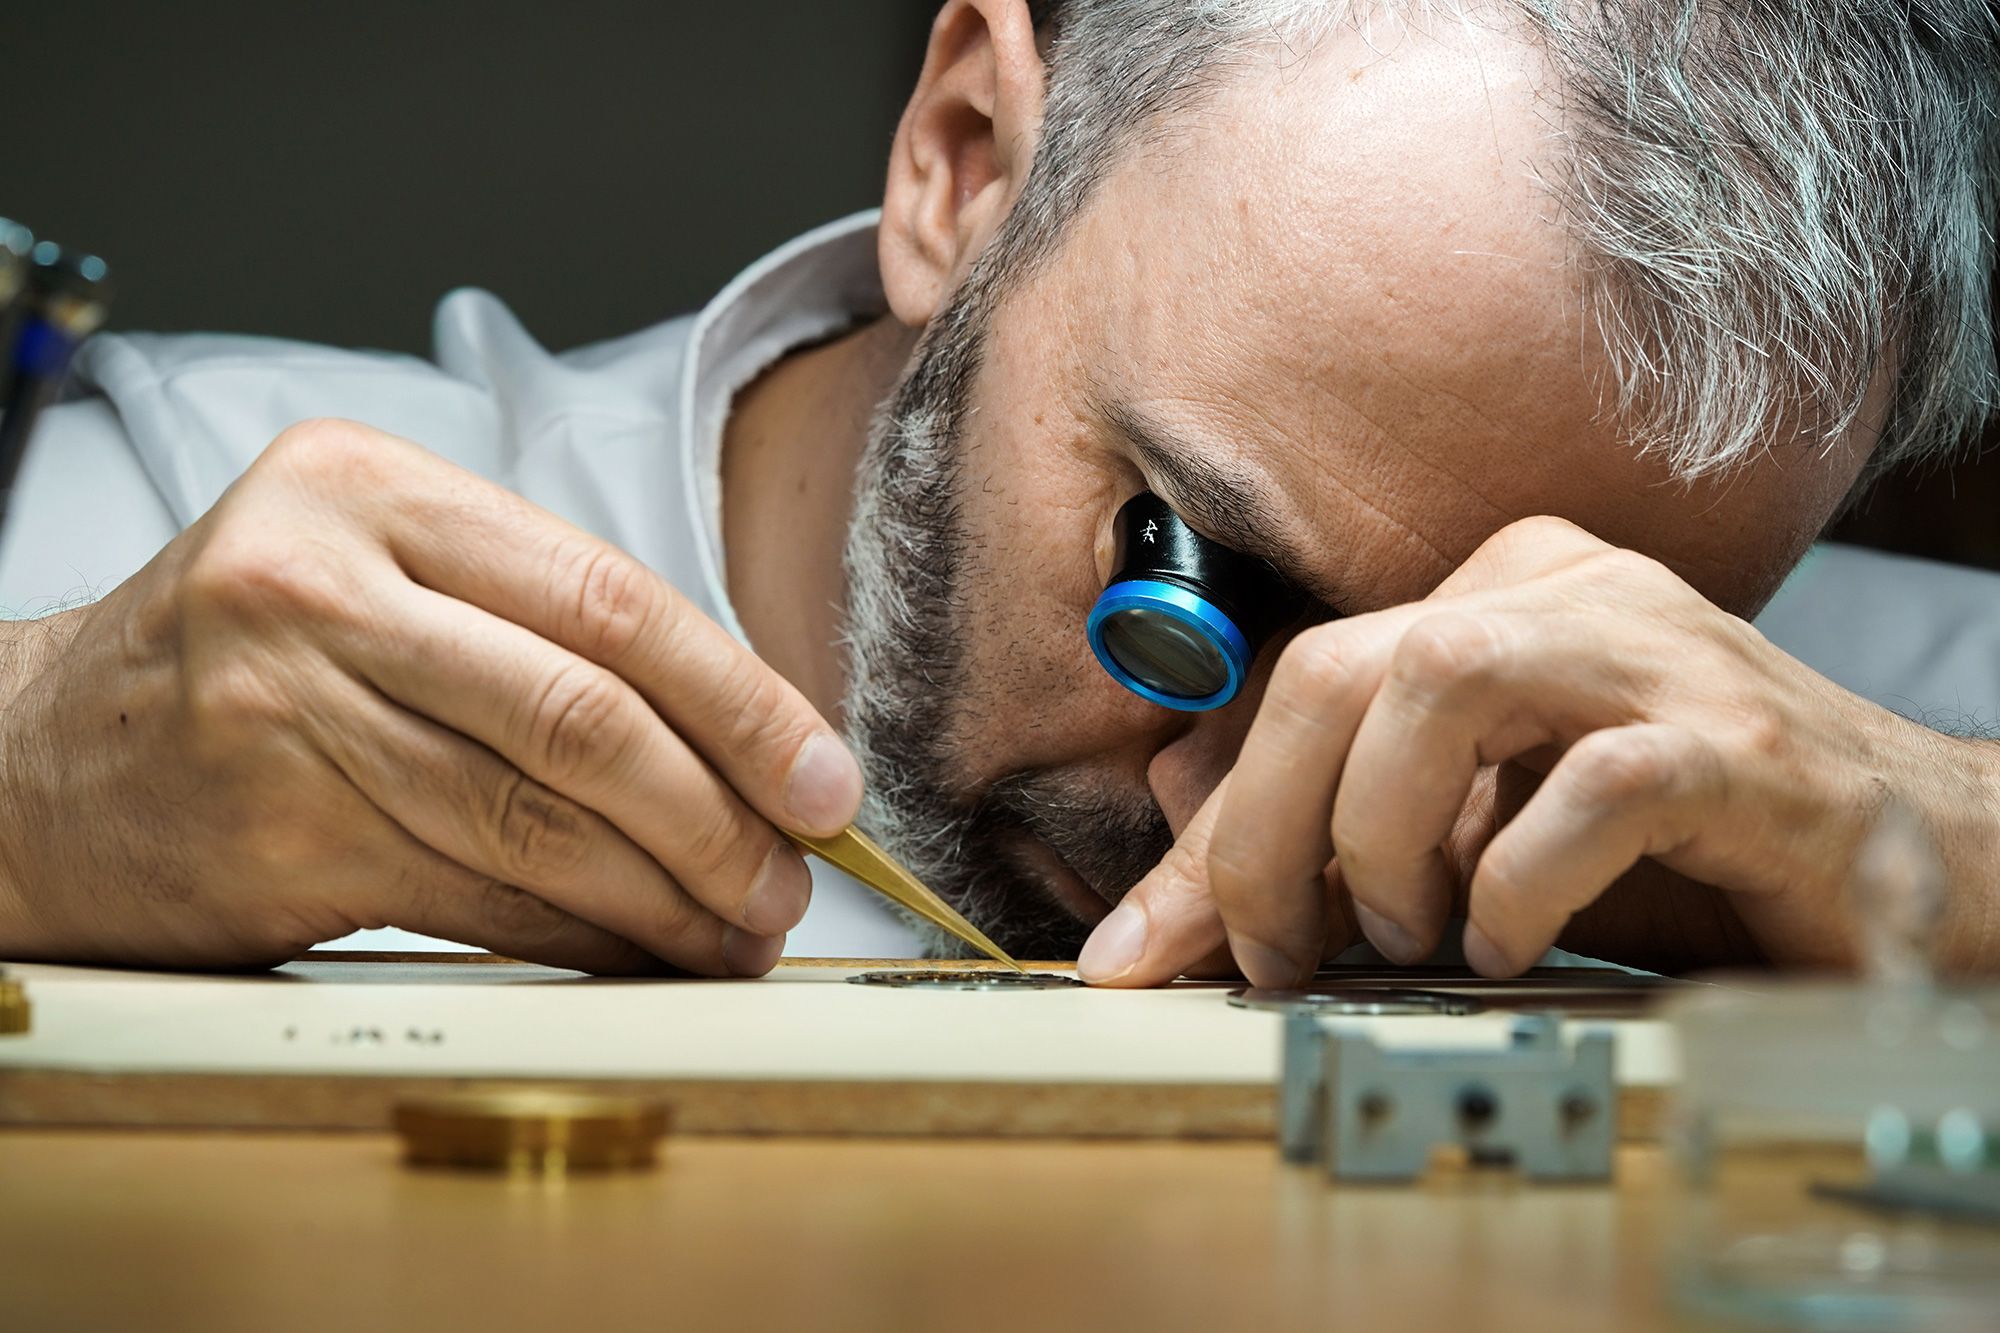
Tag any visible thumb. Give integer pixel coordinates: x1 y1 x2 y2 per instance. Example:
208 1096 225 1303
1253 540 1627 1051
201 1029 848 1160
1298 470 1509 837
1078 781 1232 987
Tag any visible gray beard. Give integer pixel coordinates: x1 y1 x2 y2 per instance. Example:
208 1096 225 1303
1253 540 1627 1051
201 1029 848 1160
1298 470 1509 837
835 310 1171 960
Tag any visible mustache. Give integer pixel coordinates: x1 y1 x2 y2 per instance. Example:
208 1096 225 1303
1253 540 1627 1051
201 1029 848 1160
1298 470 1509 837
974 770 1174 906
917 769 1174 961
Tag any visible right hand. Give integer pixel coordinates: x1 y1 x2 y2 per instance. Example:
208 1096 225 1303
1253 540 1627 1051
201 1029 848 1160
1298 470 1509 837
0 419 862 974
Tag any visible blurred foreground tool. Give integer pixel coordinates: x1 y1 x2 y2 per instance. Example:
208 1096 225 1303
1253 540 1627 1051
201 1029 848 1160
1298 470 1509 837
0 219 33 314
0 234 113 525
789 825 1024 971
0 967 28 1035
1659 801 2000 1323
1277 1010 1616 1182
394 1088 671 1175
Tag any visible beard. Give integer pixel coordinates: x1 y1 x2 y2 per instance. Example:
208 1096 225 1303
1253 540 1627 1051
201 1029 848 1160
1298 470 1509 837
836 295 1173 959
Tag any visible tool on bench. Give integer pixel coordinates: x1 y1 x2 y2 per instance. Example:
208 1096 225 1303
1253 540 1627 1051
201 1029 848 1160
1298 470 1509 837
1276 1009 1617 1182
0 966 28 1036
1665 800 2000 1325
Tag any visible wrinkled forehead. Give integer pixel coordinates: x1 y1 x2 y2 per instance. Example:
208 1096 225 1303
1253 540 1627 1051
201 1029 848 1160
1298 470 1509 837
1060 17 1631 598
985 20 1783 611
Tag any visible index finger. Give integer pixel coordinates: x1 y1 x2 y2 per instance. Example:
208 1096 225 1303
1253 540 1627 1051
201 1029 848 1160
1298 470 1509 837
1081 778 1355 987
372 435 863 838
1207 608 1417 983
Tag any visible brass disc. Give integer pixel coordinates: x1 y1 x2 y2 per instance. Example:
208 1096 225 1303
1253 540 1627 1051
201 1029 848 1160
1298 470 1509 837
0 969 28 1036
393 1088 670 1174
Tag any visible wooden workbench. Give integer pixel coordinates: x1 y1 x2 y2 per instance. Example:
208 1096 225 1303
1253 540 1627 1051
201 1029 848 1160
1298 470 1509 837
0 1131 1701 1332
0 954 1712 1330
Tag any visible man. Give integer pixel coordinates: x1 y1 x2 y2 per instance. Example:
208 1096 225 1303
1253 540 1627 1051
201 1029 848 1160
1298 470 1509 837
0 0 1994 984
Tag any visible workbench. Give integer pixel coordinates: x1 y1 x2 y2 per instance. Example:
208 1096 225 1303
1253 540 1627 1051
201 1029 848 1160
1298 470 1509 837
1 1132 1701 1332
0 955 1710 1331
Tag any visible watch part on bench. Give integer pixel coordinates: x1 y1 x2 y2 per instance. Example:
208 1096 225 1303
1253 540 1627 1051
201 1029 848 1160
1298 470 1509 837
1277 1010 1617 1182
847 970 1084 990
1230 986 1486 1017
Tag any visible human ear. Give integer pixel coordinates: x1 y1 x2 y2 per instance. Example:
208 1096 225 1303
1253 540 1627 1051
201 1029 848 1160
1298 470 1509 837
878 0 1045 327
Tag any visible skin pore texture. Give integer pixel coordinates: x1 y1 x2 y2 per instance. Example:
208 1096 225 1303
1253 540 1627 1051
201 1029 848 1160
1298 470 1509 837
721 7 1885 967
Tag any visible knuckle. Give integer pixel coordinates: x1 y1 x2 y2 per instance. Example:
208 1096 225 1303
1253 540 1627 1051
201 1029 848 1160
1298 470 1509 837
639 873 703 948
1473 839 1534 911
1272 625 1356 704
1204 833 1263 905
263 417 387 486
1727 699 1787 764
553 540 662 665
1474 515 1592 568
1390 613 1506 696
1589 545 1672 592
1564 729 1678 807
527 663 631 785
180 527 350 627
1509 514 1588 546
676 799 753 890
488 770 591 882
475 878 576 950
1149 835 1208 900
712 667 809 782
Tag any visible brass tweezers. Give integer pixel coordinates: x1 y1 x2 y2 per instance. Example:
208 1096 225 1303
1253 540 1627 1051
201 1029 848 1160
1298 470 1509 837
788 826 1024 971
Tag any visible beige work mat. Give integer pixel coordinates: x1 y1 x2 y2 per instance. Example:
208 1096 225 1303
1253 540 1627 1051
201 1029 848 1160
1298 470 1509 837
0 956 1679 1138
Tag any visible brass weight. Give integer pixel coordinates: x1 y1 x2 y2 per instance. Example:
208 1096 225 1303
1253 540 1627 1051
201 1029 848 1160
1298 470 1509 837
0 967 28 1036
393 1088 670 1175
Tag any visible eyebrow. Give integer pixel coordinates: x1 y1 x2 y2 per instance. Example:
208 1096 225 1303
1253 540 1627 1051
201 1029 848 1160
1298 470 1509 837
1100 399 1342 612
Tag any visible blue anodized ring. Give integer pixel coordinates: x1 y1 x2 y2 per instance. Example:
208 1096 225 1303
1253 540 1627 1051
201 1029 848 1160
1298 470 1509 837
1086 578 1252 712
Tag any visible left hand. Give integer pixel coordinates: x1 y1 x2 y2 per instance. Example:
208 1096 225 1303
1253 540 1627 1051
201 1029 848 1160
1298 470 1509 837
1078 515 1996 984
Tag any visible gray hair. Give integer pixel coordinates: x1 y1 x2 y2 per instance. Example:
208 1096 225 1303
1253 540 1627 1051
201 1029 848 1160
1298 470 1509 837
990 0 1999 480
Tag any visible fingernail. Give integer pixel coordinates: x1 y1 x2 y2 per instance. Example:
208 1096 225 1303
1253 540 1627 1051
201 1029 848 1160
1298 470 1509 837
1078 902 1148 983
1230 934 1310 989
722 926 786 977
1355 903 1423 965
743 842 811 935
1461 923 1510 977
785 733 864 835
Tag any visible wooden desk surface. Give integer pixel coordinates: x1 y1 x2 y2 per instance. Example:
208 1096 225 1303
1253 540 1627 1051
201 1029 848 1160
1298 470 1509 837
0 1130 1704 1333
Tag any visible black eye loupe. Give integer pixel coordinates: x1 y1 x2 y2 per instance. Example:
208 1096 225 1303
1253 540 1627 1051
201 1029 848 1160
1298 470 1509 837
1086 492 1299 711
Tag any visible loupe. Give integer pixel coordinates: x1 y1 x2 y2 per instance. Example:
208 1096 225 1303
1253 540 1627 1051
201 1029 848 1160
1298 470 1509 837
1086 492 1300 711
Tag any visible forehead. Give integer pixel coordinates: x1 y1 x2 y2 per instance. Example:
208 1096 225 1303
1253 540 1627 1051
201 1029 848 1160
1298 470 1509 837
1029 17 1672 606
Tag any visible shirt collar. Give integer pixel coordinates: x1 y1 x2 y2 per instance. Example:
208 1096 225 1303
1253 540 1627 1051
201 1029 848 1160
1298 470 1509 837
676 211 887 646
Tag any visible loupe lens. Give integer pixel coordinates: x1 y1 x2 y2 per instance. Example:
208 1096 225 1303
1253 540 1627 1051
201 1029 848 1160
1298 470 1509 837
1099 607 1230 699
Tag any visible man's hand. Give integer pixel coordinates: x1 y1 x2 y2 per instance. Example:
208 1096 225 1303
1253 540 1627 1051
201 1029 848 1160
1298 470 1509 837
0 420 863 975
1081 516 2000 985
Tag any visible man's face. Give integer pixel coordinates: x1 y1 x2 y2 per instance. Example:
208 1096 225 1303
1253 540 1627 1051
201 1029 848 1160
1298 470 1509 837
845 21 1852 956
